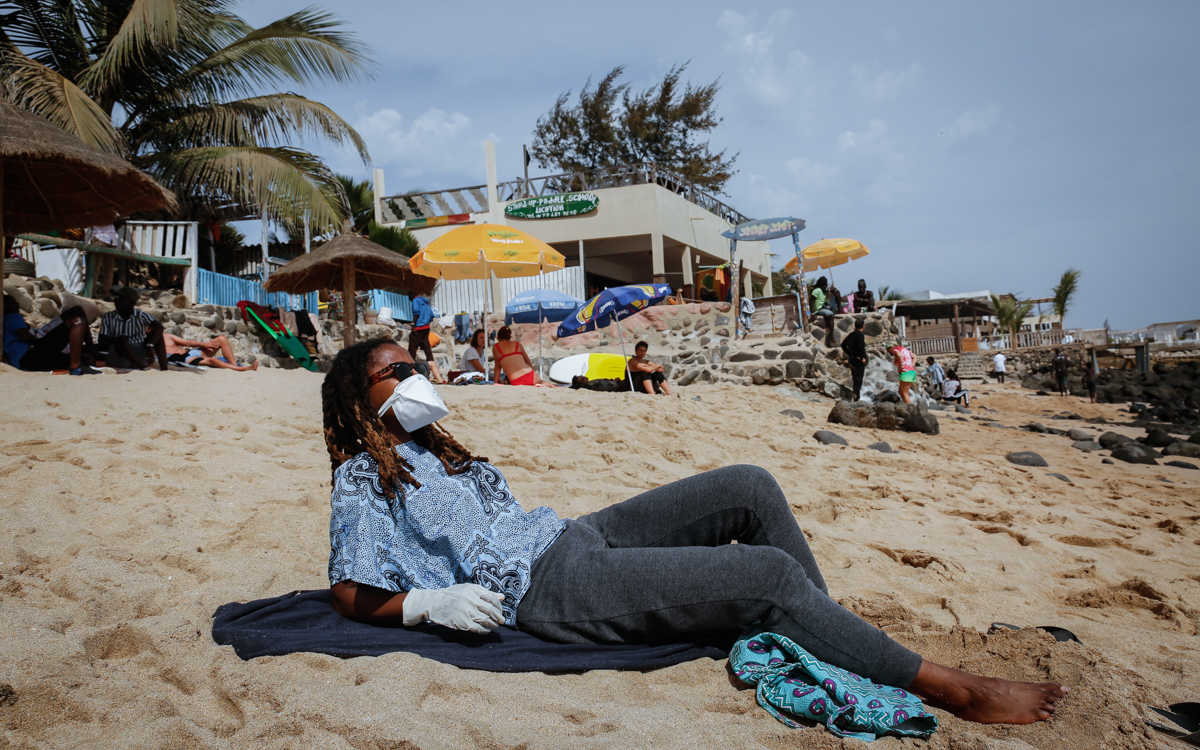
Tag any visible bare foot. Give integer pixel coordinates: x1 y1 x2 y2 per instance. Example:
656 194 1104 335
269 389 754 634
249 361 259 371
909 660 1068 725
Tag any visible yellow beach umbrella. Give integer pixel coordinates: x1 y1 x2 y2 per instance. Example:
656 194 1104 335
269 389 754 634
410 224 565 379
783 238 870 276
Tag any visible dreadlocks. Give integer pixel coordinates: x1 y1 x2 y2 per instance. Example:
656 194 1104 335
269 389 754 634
321 338 483 500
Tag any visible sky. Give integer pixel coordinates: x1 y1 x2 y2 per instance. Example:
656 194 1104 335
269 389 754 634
241 0 1200 331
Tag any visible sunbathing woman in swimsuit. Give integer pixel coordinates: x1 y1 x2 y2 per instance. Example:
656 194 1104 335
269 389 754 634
490 325 540 386
323 339 1068 725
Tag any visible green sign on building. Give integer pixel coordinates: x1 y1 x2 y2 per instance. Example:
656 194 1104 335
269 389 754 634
505 192 599 220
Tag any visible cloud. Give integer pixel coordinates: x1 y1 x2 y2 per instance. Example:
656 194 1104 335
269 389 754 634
946 103 1001 140
851 62 921 100
837 119 889 151
353 107 491 185
716 9 810 105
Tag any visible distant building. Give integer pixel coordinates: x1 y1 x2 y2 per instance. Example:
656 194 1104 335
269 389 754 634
1147 319 1200 343
371 142 771 314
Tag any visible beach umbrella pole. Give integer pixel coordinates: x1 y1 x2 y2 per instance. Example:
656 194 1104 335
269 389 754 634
615 317 634 392
538 301 544 380
342 259 356 347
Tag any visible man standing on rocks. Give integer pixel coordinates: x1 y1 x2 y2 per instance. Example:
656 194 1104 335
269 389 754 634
841 318 868 401
992 351 1006 384
1052 349 1071 396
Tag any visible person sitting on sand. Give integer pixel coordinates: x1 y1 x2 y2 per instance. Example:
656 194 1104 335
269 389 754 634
889 343 917 404
321 339 1069 726
460 329 486 374
941 369 970 407
809 277 835 335
4 295 101 375
98 286 168 371
628 341 674 396
491 326 539 386
162 332 258 372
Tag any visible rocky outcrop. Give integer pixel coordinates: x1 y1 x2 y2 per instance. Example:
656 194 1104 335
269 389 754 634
827 400 940 435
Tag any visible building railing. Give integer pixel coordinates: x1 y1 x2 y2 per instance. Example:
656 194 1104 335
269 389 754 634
908 337 959 356
196 268 317 314
379 162 750 227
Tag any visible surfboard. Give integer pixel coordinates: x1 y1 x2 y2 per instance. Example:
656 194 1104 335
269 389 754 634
548 353 630 384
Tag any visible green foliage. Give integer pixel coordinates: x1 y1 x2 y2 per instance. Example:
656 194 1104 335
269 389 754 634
367 221 418 257
877 285 910 301
1052 268 1081 323
337 174 375 233
771 269 801 296
990 293 1035 348
0 0 372 231
531 64 737 193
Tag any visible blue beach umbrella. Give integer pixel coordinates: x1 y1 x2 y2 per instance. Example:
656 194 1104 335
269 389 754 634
557 284 673 389
504 288 582 325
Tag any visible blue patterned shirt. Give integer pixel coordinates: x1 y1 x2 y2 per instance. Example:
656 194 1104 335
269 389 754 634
327 442 565 626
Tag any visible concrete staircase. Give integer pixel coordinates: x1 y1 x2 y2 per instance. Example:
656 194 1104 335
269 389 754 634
956 351 986 380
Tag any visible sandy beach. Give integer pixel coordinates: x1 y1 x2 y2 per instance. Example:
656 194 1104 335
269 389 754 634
1 364 1197 749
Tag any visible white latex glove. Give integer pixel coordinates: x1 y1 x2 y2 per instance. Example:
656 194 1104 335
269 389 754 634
402 584 505 633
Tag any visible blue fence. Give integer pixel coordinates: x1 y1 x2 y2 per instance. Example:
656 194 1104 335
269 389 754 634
196 268 318 313
368 289 413 323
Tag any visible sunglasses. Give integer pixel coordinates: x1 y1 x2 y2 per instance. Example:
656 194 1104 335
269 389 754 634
368 360 431 386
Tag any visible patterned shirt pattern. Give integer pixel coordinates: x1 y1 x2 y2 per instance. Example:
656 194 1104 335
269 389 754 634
327 442 565 626
99 309 157 348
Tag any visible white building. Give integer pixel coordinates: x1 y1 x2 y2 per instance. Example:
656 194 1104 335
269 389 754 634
372 141 771 314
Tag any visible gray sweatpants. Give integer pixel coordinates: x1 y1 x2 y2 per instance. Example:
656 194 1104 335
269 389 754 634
516 465 923 688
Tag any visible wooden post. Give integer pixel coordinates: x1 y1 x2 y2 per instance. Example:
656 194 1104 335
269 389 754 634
0 164 5 285
343 259 356 348
953 303 961 353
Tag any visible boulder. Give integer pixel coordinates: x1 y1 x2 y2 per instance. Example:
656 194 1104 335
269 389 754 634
813 430 849 447
224 319 240 334
1110 443 1159 465
1072 440 1103 452
730 351 761 362
955 405 971 414
867 441 893 453
1165 460 1197 470
1144 428 1178 448
1099 432 1134 450
1006 451 1049 467
1023 423 1048 433
863 320 885 337
828 401 875 428
1190 431 1200 444
168 310 187 324
785 360 809 380
3 284 34 313
781 349 814 361
1066 428 1092 441
36 297 59 318
827 400 938 435
1163 442 1200 458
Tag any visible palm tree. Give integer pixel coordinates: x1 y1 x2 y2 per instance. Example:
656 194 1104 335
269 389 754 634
1 0 371 231
990 293 1035 350
1051 268 1081 325
878 285 910 301
336 174 375 233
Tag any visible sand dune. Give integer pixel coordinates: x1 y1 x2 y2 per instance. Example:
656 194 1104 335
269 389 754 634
1 364 1197 748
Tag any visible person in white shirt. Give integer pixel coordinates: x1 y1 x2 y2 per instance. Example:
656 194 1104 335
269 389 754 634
460 329 486 374
992 352 1007 384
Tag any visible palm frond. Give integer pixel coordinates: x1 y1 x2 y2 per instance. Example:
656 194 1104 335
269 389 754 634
0 0 89 74
135 93 368 162
0 49 124 151
166 8 372 102
1052 268 1081 321
77 0 182 93
367 221 418 256
143 145 349 230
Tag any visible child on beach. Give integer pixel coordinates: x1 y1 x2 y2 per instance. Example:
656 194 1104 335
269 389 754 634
321 339 1068 725
889 343 916 403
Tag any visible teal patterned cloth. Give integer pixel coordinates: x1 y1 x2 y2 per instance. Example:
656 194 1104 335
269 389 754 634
730 632 938 742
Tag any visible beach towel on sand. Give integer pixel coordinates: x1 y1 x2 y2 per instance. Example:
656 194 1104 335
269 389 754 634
212 590 731 672
730 632 938 742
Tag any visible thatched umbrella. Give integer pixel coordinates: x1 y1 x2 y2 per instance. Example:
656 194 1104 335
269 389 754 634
1 100 175 281
264 228 435 347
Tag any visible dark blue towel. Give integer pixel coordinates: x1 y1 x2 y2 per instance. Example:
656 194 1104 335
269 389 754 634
212 590 732 672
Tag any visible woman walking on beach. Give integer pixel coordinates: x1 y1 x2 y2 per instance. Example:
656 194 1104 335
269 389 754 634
890 343 917 403
322 339 1068 725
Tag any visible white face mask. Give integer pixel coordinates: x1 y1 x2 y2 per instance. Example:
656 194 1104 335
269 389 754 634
377 374 449 432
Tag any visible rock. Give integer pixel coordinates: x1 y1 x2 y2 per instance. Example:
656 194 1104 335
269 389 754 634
955 405 971 414
1165 460 1198 470
699 336 711 347
1144 427 1178 448
1163 442 1200 458
863 320 884 337
829 401 875 428
677 368 700 387
1045 473 1072 483
813 430 849 446
4 284 34 312
1190 431 1200 444
1066 428 1092 441
197 304 215 313
1099 432 1134 450
202 316 220 330
867 441 893 453
1023 422 1048 433
904 405 940 435
764 349 780 360
781 349 814 361
39 289 61 305
168 310 186 324
1072 440 1102 452
820 380 842 399
1006 451 1049 467
1102 458 1114 464
836 316 854 332
730 351 761 362
827 400 938 435
785 360 808 380
780 409 805 421
750 367 769 385
1110 443 1159 465
36 297 59 318
714 315 729 326
224 319 240 334
778 339 797 346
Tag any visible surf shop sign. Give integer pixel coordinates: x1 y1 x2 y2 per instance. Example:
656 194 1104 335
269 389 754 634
505 192 599 220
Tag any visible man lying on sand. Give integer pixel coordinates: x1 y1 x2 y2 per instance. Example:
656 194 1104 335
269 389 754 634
321 340 1068 725
163 332 258 372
